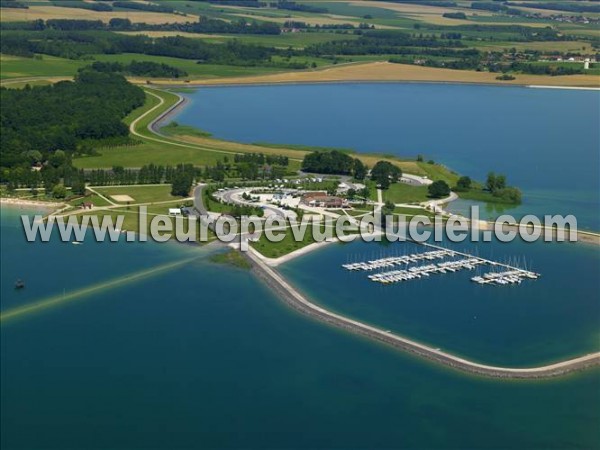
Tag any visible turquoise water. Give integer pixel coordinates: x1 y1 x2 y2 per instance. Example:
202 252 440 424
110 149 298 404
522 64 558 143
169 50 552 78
2 207 600 448
173 83 600 230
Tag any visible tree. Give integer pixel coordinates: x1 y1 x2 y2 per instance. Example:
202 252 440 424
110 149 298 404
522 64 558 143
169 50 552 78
24 150 43 164
359 186 370 204
52 184 67 199
494 187 522 204
370 161 401 189
49 150 66 168
301 150 354 175
382 200 395 215
428 180 450 198
455 176 472 191
381 201 396 229
353 158 367 180
486 172 507 193
171 173 193 197
71 176 86 196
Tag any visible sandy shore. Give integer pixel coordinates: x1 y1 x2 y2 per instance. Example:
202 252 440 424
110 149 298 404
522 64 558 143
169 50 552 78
1 197 65 210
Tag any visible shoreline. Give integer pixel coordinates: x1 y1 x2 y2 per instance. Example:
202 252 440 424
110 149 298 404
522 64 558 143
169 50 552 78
152 79 600 91
142 62 600 89
245 247 600 379
0 197 65 210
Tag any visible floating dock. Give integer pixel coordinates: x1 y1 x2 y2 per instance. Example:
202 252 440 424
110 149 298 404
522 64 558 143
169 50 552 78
343 245 540 286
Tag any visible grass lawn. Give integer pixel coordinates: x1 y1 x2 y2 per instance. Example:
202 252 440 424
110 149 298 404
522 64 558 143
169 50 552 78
73 140 224 169
383 183 430 204
415 162 460 186
251 223 318 258
0 54 81 79
393 206 435 219
67 193 113 208
93 185 184 204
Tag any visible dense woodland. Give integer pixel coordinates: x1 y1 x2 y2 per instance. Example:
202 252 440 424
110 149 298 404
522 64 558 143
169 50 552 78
0 70 145 191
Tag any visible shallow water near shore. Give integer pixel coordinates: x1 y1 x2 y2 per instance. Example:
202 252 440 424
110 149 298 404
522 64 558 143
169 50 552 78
173 82 600 230
2 207 600 448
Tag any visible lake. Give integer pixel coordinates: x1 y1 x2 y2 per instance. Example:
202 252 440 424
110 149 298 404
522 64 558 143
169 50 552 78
172 83 600 230
2 207 599 448
2 83 599 449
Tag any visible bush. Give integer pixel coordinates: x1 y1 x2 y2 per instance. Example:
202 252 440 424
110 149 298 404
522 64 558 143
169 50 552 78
428 180 450 198
455 176 472 192
52 184 67 199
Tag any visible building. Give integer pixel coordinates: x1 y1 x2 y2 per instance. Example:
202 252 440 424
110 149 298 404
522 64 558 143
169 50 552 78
301 192 348 208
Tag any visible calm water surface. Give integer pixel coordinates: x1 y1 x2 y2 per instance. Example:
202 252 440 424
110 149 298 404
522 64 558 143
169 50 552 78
1 206 599 449
3 84 600 448
173 83 600 230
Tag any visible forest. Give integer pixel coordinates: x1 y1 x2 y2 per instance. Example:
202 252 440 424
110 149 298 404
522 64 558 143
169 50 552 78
0 70 145 171
302 150 366 180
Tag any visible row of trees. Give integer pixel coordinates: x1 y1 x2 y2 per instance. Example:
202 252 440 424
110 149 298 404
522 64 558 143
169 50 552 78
202 156 289 182
301 150 367 179
90 61 188 78
233 153 289 166
85 164 198 186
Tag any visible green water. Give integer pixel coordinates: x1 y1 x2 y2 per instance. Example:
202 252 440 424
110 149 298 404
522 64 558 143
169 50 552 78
1 207 599 449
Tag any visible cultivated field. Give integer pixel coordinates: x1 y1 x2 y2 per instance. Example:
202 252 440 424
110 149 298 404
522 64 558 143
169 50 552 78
166 61 600 88
0 5 197 24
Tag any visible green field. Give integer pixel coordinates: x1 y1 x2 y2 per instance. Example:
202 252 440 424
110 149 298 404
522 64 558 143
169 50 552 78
68 193 113 208
383 183 430 204
250 222 321 258
0 53 287 80
93 185 184 204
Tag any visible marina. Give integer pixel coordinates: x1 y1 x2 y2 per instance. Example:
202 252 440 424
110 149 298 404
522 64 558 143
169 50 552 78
343 246 540 286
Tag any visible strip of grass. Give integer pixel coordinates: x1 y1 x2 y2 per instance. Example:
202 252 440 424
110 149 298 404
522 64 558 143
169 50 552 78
161 122 212 138
416 162 460 186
